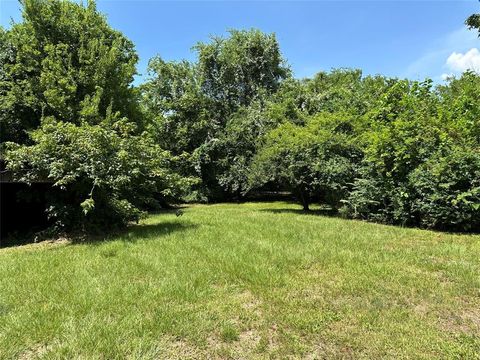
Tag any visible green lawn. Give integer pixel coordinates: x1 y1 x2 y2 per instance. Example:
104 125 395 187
1 202 479 359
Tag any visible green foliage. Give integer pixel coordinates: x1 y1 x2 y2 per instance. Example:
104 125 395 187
2 1 479 233
2 0 193 231
342 80 444 225
142 29 289 200
195 29 290 115
251 113 362 210
0 0 140 144
466 13 480 36
438 71 480 144
342 74 480 231
410 147 480 231
5 116 193 230
274 69 394 118
215 102 279 195
141 50 480 231
141 57 211 155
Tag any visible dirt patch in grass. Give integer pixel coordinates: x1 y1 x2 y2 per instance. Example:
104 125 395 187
199 288 287 358
156 337 204 359
439 306 480 335
206 328 263 359
18 343 54 360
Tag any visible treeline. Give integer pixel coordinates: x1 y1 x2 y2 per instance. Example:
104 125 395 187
1 0 479 233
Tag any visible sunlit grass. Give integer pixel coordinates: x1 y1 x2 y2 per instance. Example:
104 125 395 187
1 202 479 358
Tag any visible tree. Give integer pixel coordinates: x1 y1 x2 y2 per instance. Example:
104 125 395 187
215 101 280 197
2 0 192 231
195 29 290 118
251 113 362 211
193 29 289 199
410 147 480 232
143 29 290 200
343 79 444 225
0 0 142 144
5 116 193 231
437 71 480 144
141 57 212 155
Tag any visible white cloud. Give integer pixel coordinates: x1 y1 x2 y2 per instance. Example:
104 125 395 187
446 48 480 73
404 27 479 80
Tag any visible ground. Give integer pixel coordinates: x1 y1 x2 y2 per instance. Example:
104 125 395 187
1 202 479 359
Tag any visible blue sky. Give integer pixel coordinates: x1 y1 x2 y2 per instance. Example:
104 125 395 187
1 0 479 84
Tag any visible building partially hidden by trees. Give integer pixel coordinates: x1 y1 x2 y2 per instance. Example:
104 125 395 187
1 0 479 241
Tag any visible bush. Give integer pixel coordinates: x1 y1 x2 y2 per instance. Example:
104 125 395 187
410 147 480 231
5 116 195 231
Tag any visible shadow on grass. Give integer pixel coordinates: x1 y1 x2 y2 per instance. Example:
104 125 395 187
259 207 339 217
76 221 198 246
1 219 197 249
260 204 480 235
147 205 189 215
1 228 52 248
123 221 197 241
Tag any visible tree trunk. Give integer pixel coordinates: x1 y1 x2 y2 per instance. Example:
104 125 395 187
299 190 310 212
236 188 243 202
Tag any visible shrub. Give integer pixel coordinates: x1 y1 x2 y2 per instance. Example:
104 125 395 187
410 147 480 231
5 116 195 231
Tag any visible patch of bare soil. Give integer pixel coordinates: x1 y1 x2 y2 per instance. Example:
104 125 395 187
437 298 480 335
18 344 53 360
156 338 204 359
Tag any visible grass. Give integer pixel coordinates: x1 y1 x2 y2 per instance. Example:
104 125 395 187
1 202 479 359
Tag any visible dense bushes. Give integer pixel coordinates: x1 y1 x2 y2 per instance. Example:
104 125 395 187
1 0 479 233
5 117 193 231
410 148 480 231
277 75 480 232
246 71 479 231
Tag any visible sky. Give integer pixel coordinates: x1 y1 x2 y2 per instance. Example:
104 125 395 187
1 0 479 85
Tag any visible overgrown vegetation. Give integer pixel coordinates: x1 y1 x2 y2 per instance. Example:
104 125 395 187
1 0 479 233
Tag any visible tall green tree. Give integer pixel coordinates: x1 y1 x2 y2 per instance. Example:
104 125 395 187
195 29 290 119
143 29 290 200
2 0 192 231
141 57 212 155
0 0 141 144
